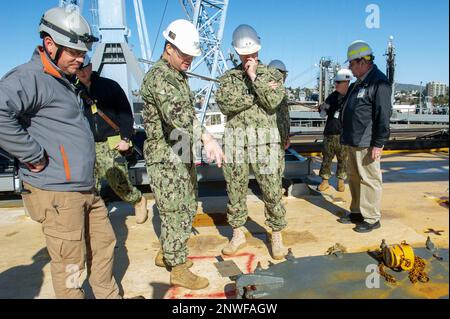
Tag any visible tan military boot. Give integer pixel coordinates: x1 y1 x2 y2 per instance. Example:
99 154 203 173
155 249 193 268
170 263 209 290
134 196 148 224
337 179 345 192
222 227 246 255
318 179 330 192
271 231 286 260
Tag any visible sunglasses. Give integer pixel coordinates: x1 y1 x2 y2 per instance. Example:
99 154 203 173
62 46 86 58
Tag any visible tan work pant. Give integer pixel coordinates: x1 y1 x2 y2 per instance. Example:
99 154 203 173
21 183 120 299
347 147 382 224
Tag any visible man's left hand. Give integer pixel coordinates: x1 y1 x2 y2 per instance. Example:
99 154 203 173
115 140 131 152
371 146 383 161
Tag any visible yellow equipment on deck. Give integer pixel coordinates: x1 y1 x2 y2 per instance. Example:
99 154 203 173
382 240 415 271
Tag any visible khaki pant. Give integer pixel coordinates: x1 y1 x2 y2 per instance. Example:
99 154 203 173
347 147 382 224
21 183 120 299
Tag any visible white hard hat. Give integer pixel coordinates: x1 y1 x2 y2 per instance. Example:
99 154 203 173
163 19 201 57
334 69 353 82
39 7 98 52
232 24 261 55
346 40 373 62
269 60 287 72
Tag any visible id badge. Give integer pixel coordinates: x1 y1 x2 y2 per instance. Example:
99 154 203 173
91 104 98 114
357 88 366 98
334 111 340 119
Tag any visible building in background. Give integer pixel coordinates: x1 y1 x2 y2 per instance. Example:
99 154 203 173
426 81 449 97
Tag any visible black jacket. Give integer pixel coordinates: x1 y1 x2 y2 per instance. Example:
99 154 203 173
341 64 392 148
323 91 345 136
81 72 134 142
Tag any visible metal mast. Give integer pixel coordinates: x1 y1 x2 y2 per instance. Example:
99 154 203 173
59 0 84 9
133 0 152 71
385 35 396 105
179 0 230 124
90 0 148 125
88 0 100 40
318 58 337 105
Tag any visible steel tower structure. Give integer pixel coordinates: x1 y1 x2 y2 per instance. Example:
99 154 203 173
318 58 340 105
59 0 150 124
59 0 229 126
179 0 230 124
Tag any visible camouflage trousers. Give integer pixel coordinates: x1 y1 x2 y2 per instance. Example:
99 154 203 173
319 134 348 180
94 141 142 205
223 144 287 232
146 162 197 267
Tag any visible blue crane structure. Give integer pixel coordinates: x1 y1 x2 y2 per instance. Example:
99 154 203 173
60 0 151 125
179 0 230 124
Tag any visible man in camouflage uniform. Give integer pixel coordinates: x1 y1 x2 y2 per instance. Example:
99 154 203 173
140 19 224 290
215 25 287 260
76 57 148 224
317 69 353 192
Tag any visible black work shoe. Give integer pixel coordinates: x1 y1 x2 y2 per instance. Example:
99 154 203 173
353 221 381 233
337 213 364 224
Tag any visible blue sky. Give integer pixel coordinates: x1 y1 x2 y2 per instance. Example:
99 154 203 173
0 0 448 88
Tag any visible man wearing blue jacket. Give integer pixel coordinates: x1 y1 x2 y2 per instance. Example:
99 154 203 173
338 40 392 233
0 7 121 298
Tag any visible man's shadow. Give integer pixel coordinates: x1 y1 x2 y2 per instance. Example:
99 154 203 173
0 247 50 299
300 175 348 219
198 180 273 254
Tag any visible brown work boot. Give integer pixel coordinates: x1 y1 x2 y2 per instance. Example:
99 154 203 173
337 179 345 192
318 179 330 191
155 249 193 268
270 231 287 260
134 196 148 224
222 227 246 255
170 263 209 290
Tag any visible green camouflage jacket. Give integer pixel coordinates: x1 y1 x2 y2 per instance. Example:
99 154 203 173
215 62 286 145
140 58 203 164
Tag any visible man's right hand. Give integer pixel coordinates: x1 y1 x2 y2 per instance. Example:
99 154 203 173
202 134 226 168
244 58 258 82
24 156 48 173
